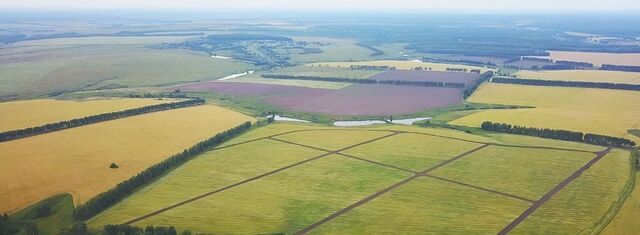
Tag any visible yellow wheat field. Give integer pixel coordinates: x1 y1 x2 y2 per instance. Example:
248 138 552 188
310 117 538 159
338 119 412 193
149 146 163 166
0 105 254 213
307 60 492 73
515 70 640 84
0 98 177 132
449 83 640 142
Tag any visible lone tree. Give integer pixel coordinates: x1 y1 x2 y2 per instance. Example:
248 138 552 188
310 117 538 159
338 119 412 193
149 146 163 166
109 163 119 169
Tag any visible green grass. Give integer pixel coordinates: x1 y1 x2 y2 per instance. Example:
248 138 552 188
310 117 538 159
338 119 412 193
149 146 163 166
128 155 410 234
513 149 631 234
273 129 394 151
431 146 594 200
88 139 324 226
343 133 483 172
10 194 75 235
310 177 530 234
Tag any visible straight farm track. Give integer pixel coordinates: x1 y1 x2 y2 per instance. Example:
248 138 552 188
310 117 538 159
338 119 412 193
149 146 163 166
104 125 619 234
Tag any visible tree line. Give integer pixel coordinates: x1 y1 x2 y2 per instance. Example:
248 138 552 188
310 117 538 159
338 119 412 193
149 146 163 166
601 64 640 72
103 224 184 235
349 65 396 70
492 77 640 91
463 71 494 98
261 74 465 88
481 121 636 148
73 121 253 220
0 99 205 143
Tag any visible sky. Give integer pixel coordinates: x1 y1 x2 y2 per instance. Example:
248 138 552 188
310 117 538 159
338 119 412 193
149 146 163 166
1 0 639 13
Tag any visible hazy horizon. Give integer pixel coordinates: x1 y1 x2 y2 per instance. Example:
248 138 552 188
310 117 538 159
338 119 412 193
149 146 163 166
2 0 640 13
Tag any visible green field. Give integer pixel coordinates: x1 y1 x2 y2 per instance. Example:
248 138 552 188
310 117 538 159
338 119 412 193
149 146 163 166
431 146 594 200
513 149 630 234
86 123 630 234
310 177 530 234
0 43 254 98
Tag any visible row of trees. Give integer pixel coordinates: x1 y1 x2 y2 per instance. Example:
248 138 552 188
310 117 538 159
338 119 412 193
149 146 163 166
261 75 465 88
445 68 467 72
492 77 640 91
541 64 582 70
463 71 494 98
349 65 396 70
104 224 185 235
0 99 205 142
481 121 636 147
557 60 594 68
73 122 253 220
601 64 640 72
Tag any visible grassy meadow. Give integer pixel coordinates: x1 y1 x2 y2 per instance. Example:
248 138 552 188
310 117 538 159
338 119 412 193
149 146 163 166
0 98 175 132
0 105 254 213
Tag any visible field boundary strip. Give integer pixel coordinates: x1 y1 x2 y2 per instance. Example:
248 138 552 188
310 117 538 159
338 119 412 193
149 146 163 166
0 99 204 143
497 147 613 235
121 131 400 225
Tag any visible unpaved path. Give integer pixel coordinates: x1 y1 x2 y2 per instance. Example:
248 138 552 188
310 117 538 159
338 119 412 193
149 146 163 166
497 147 612 235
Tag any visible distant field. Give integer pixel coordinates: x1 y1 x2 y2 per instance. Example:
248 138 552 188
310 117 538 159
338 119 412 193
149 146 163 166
178 68 475 116
0 44 255 98
88 123 626 234
223 76 351 89
0 98 175 132
179 81 466 116
369 70 480 85
541 50 640 67
449 83 640 142
263 65 381 79
515 70 640 84
0 105 254 213
12 36 195 46
289 37 378 63
307 60 492 73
